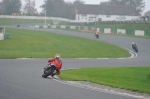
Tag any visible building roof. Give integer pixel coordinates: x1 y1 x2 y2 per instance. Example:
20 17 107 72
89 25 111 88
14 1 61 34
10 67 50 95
144 16 150 18
76 4 140 16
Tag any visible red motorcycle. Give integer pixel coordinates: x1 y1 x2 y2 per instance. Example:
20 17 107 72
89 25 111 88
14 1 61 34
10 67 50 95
42 64 58 78
95 33 99 39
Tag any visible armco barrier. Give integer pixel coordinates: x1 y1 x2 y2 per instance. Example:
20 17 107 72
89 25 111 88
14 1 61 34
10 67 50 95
35 25 39 28
4 33 10 39
89 27 96 31
104 28 111 34
70 26 76 29
60 25 66 29
0 33 9 40
97 28 100 32
29 26 35 28
43 25 48 29
39 26 43 29
51 25 56 29
135 30 144 36
111 28 117 34
117 29 126 35
0 33 4 40
100 28 104 33
83 26 88 31
145 31 150 36
29 25 147 36
91 27 96 31
126 30 135 35
66 26 70 29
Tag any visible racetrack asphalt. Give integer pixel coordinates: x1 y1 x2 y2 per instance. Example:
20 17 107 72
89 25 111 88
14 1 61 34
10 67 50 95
0 25 150 99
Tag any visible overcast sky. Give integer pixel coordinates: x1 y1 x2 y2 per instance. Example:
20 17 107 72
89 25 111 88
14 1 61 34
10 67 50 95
22 0 150 14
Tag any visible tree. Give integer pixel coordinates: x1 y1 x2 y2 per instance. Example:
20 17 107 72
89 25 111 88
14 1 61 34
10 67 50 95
73 0 85 6
109 0 119 5
0 1 4 14
23 0 38 16
131 0 145 14
100 1 110 5
40 0 83 19
0 0 22 15
100 0 121 5
64 2 76 19
40 0 65 17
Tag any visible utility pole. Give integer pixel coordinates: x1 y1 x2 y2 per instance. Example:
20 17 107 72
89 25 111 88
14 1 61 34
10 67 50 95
45 0 47 25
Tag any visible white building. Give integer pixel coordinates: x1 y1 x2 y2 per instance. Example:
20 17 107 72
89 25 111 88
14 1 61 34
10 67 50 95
75 5 141 23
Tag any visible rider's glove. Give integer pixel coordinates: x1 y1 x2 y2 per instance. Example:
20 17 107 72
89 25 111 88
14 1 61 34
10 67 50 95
48 60 50 62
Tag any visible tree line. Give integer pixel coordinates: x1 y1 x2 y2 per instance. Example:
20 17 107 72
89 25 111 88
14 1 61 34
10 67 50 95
0 0 149 20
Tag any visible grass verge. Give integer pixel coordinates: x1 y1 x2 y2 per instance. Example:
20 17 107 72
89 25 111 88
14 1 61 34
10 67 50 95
0 18 52 26
58 67 150 94
0 28 130 58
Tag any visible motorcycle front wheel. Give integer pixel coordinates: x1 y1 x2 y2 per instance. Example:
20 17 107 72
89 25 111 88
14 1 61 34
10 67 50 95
42 68 53 78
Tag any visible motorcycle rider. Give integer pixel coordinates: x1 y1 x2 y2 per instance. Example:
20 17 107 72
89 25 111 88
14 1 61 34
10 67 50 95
132 42 138 51
132 42 137 48
95 31 99 35
47 54 62 76
94 31 99 39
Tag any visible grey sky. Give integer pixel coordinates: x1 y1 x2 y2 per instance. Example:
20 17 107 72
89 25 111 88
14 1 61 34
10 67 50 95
22 0 150 14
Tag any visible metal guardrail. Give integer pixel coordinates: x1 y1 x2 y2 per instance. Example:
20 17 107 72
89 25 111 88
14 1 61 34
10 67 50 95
64 21 150 25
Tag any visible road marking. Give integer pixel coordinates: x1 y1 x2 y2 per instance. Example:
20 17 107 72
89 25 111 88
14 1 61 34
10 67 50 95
53 78 149 99
51 67 149 99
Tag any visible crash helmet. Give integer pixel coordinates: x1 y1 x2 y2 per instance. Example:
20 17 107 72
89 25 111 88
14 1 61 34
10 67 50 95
132 42 135 44
55 54 60 59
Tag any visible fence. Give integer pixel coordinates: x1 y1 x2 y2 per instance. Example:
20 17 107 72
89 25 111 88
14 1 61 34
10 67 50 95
1 15 150 25
63 21 150 26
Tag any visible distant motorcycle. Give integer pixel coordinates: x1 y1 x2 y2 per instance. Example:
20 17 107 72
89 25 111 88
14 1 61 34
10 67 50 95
132 44 138 52
16 25 20 27
42 64 58 78
95 34 99 39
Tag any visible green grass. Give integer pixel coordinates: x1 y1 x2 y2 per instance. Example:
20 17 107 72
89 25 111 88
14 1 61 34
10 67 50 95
1 19 149 95
59 67 150 94
0 18 52 26
0 28 130 59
